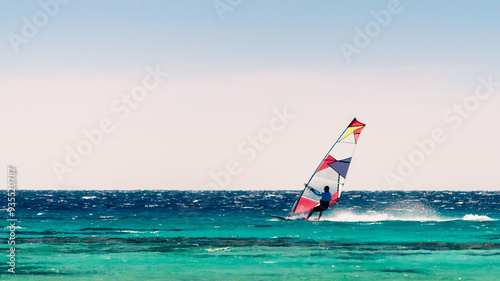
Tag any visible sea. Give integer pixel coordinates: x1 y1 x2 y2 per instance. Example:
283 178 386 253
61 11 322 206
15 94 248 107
1 190 499 280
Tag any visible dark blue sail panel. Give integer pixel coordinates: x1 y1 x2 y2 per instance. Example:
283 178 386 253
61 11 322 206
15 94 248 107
328 157 352 178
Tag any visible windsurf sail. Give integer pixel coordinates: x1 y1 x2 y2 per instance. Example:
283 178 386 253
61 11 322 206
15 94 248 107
288 118 366 217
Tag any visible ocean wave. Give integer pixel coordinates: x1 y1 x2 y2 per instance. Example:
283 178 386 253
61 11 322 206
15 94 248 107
17 236 500 251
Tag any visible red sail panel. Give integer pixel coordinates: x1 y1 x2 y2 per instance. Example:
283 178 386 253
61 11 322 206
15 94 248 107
316 155 336 173
353 127 365 143
293 191 340 214
349 118 365 128
293 197 318 214
329 191 339 205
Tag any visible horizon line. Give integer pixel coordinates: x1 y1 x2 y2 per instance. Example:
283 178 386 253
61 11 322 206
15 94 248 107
12 188 500 192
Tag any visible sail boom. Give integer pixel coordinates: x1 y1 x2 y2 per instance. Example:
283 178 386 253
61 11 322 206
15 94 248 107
313 177 340 185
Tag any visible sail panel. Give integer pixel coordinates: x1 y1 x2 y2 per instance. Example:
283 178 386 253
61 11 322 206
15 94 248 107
329 157 351 178
316 155 336 173
293 197 318 214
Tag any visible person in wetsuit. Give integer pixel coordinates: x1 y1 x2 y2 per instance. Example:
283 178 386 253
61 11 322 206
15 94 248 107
305 185 331 221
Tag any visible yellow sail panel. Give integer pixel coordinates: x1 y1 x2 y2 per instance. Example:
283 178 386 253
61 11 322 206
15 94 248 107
338 126 364 142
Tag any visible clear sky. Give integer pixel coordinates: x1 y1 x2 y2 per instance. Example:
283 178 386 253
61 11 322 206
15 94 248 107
1 0 499 190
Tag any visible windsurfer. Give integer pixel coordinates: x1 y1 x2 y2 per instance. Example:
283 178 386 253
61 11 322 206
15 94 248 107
305 185 331 220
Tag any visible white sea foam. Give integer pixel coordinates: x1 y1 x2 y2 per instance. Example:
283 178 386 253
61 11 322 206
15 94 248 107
206 247 230 252
322 211 448 222
462 214 496 221
99 216 117 220
321 211 497 222
120 230 140 234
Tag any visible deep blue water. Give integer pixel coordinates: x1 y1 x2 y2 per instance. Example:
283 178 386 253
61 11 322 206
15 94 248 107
1 190 499 280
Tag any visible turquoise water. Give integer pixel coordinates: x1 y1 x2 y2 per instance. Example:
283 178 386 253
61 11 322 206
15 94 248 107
1 190 499 280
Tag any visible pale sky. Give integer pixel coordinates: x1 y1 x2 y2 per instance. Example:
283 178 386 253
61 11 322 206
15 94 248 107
1 0 499 190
